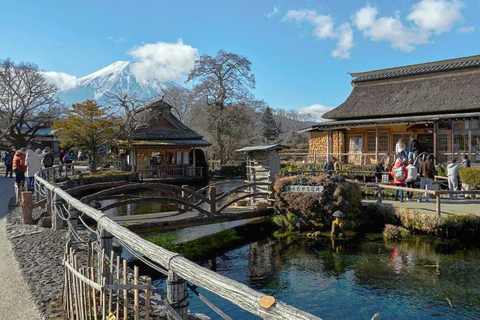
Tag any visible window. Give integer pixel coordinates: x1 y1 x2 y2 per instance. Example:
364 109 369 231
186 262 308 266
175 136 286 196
367 131 388 153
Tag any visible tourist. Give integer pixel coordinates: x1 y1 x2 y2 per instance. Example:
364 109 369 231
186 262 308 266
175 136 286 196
447 158 460 199
461 154 471 168
333 157 342 171
391 158 408 202
373 161 384 199
418 154 436 202
383 152 393 172
4 150 13 178
42 147 54 168
395 138 406 158
408 135 420 161
26 149 44 189
323 159 334 173
13 148 27 187
405 159 418 200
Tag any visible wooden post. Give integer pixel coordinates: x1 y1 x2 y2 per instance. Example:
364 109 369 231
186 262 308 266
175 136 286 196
451 120 455 161
46 188 53 223
208 186 217 215
68 205 78 247
166 270 188 320
375 125 379 163
468 128 472 161
20 191 34 224
53 195 64 230
377 187 382 204
180 185 188 213
134 266 140 320
436 193 441 216
433 121 438 165
98 226 113 282
326 130 332 162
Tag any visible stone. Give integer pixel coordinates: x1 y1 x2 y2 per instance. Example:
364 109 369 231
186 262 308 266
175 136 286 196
38 217 52 228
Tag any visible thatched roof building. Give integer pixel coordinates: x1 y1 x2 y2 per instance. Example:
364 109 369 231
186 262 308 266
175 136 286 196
300 55 480 165
123 97 210 180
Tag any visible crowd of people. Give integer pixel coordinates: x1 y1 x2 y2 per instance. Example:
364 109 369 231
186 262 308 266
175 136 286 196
1 147 73 189
373 135 473 202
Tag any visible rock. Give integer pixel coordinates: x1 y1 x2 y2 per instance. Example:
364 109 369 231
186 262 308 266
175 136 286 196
38 217 52 228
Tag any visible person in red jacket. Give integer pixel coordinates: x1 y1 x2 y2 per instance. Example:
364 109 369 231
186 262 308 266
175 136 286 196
390 158 408 202
12 147 27 186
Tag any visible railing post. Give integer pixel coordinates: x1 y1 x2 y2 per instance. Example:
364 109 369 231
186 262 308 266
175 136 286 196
20 191 34 225
436 192 441 216
180 185 189 213
98 225 113 282
166 270 188 320
47 188 53 219
208 186 216 215
377 186 382 204
68 204 78 246
53 195 65 230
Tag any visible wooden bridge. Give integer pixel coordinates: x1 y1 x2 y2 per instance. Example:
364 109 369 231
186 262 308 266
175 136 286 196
27 166 319 320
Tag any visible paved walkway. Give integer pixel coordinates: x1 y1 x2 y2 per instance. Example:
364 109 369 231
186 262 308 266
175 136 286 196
363 198 480 216
0 177 42 319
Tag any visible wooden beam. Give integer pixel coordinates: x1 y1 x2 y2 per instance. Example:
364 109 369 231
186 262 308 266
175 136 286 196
375 125 379 163
433 121 438 165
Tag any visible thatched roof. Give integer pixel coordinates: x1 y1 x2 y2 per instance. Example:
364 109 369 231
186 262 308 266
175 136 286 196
132 97 211 147
323 55 480 120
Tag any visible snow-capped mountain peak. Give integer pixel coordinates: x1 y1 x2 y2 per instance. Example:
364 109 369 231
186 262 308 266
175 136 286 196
59 60 180 105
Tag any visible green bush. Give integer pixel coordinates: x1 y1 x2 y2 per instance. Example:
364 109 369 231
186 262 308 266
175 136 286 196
459 167 480 188
383 224 411 240
272 174 362 231
354 204 399 232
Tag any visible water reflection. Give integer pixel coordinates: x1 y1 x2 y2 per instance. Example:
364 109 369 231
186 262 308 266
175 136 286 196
189 235 480 320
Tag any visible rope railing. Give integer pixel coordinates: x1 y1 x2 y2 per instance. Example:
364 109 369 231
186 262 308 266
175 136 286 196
33 165 321 320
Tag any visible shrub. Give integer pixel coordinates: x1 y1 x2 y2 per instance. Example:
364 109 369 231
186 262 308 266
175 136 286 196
383 224 410 240
354 204 399 232
273 174 362 231
459 167 480 188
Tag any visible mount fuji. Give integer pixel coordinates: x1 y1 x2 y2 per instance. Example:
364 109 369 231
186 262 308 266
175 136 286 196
58 61 182 105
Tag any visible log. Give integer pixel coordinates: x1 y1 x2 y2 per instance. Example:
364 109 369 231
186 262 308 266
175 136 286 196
167 270 188 320
20 191 34 225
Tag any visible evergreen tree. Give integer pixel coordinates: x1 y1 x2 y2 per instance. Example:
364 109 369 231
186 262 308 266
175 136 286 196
261 107 281 142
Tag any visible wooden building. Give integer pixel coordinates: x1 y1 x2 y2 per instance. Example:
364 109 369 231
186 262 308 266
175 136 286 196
300 55 480 165
124 97 210 179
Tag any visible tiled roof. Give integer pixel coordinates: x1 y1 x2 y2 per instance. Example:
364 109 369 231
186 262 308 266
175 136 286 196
350 54 480 83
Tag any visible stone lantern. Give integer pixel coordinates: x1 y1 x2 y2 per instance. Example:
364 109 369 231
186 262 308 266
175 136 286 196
331 210 345 238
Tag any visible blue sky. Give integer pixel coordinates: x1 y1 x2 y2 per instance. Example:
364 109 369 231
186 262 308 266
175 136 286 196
2 0 480 119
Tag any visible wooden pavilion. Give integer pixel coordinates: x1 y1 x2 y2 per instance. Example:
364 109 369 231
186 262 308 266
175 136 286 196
122 97 210 180
300 55 480 165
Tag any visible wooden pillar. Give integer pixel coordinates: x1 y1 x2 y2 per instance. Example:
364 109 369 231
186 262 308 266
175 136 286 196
68 204 78 246
98 226 113 282
375 125 379 163
53 195 64 230
20 191 34 225
468 128 472 161
180 185 189 213
451 120 455 161
166 270 188 320
192 147 196 170
436 193 441 216
433 121 438 165
327 130 332 161
208 186 217 215
47 188 53 221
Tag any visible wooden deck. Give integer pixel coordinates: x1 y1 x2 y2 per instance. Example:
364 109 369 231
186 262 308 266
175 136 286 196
111 206 274 233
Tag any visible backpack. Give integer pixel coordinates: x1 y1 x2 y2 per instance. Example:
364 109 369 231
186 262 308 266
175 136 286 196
393 166 405 180
43 153 53 166
406 165 418 182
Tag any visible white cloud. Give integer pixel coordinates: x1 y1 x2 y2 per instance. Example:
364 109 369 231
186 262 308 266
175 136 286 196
354 1 464 52
42 71 78 91
407 0 463 35
267 5 279 19
283 9 354 59
128 39 198 83
458 26 475 33
298 104 335 121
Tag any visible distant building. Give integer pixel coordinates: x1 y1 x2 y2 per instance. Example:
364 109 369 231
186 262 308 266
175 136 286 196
121 97 210 180
301 55 480 165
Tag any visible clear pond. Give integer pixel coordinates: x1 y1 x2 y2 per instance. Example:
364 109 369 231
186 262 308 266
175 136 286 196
151 222 480 320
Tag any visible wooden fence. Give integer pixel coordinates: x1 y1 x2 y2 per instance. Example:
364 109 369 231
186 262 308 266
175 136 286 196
31 166 320 320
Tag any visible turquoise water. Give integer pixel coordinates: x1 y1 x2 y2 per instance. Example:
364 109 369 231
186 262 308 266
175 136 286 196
154 233 480 320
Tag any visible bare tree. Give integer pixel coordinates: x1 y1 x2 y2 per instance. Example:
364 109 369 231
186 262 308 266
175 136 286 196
187 50 256 165
103 90 145 151
162 86 194 122
0 59 59 149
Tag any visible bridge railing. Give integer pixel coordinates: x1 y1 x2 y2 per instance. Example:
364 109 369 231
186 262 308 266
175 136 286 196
33 165 320 320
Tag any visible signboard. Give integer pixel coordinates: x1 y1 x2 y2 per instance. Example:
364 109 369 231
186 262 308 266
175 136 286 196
284 185 324 193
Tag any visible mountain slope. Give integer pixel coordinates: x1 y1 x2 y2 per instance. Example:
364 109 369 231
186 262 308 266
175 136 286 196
59 61 182 105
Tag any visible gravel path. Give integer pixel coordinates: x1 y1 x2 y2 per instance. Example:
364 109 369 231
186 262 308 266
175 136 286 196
0 177 43 320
